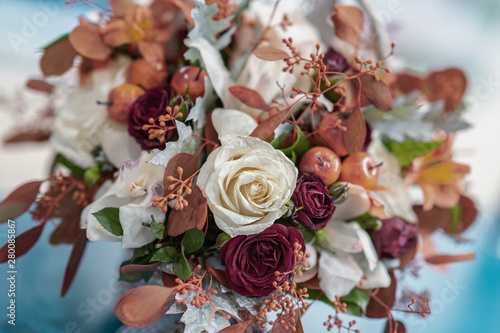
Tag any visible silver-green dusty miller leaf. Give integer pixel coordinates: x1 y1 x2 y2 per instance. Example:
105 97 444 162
166 279 261 333
189 0 235 50
364 93 471 141
187 76 216 130
147 121 200 166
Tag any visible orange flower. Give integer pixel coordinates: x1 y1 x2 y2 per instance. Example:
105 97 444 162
404 131 470 211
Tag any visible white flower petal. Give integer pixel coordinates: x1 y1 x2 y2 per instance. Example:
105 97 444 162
101 122 142 168
318 251 363 299
211 109 257 145
119 205 165 249
357 262 391 290
331 183 370 221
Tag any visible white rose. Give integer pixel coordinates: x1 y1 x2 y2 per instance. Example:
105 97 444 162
197 136 298 237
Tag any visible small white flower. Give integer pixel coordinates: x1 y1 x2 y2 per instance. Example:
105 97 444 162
197 136 297 237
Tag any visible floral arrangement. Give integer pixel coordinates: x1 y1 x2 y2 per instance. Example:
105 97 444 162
0 0 478 332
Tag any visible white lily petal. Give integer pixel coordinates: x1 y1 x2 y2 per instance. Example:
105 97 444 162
211 109 257 145
318 251 363 299
119 205 165 249
325 221 363 253
357 262 391 290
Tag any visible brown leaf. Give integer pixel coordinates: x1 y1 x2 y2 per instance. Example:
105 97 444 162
342 108 366 155
40 38 77 76
219 320 253 333
229 86 271 111
250 109 288 141
0 223 45 263
115 285 177 327
454 195 478 233
299 275 321 290
396 73 424 94
26 79 54 93
110 0 132 17
162 153 199 197
332 4 364 49
0 181 42 223
167 186 207 237
398 238 418 269
49 204 84 245
208 267 231 290
253 46 290 61
425 253 476 265
162 272 177 288
61 230 87 297
3 130 51 144
422 68 467 113
204 110 221 154
384 320 406 333
69 24 112 61
365 272 396 318
120 262 161 275
358 74 393 111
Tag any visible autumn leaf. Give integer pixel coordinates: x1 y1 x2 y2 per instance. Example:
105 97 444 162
0 223 45 263
384 320 406 333
422 68 467 113
250 109 289 141
358 73 393 111
26 79 54 93
207 267 231 290
229 85 271 111
69 24 112 61
3 130 51 144
40 38 77 76
0 180 42 223
253 46 290 61
49 204 84 245
218 320 253 333
167 186 207 237
115 285 178 327
425 253 475 265
61 230 87 297
120 262 161 275
342 108 366 155
332 4 364 49
162 153 199 197
365 272 396 318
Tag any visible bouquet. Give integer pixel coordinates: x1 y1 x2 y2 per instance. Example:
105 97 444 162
0 0 478 332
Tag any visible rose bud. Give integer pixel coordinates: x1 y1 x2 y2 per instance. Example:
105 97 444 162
324 47 348 73
128 85 178 150
374 217 417 259
291 174 336 231
220 224 305 297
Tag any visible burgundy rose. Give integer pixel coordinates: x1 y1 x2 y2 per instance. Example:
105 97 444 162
324 48 348 73
291 174 335 231
128 85 177 150
220 224 305 297
374 217 417 259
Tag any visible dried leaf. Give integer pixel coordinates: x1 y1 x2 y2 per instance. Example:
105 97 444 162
167 186 207 237
204 110 221 154
425 253 475 265
218 320 253 333
162 272 177 288
110 0 132 17
332 4 364 49
253 46 290 61
384 320 406 333
453 195 478 233
342 108 366 155
398 238 418 269
365 272 396 318
208 267 231 290
26 79 54 93
137 40 164 65
0 223 45 263
120 262 161 275
0 181 42 223
69 24 112 61
229 86 271 111
61 230 87 296
162 153 199 196
250 109 288 141
423 68 467 112
49 204 84 245
396 73 424 94
40 38 77 76
359 74 393 111
4 130 51 144
115 285 177 327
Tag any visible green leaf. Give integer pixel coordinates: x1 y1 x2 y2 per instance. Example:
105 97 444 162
174 246 192 280
339 288 371 315
181 228 205 253
84 164 100 188
271 127 312 163
150 246 178 263
132 246 148 261
42 34 69 51
301 228 316 244
150 215 165 239
449 204 461 235
92 207 123 236
55 154 85 175
314 229 334 254
383 137 445 168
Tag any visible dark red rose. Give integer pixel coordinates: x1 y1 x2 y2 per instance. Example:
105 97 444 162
291 174 335 231
324 48 348 73
374 217 417 259
220 224 305 297
128 85 177 150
